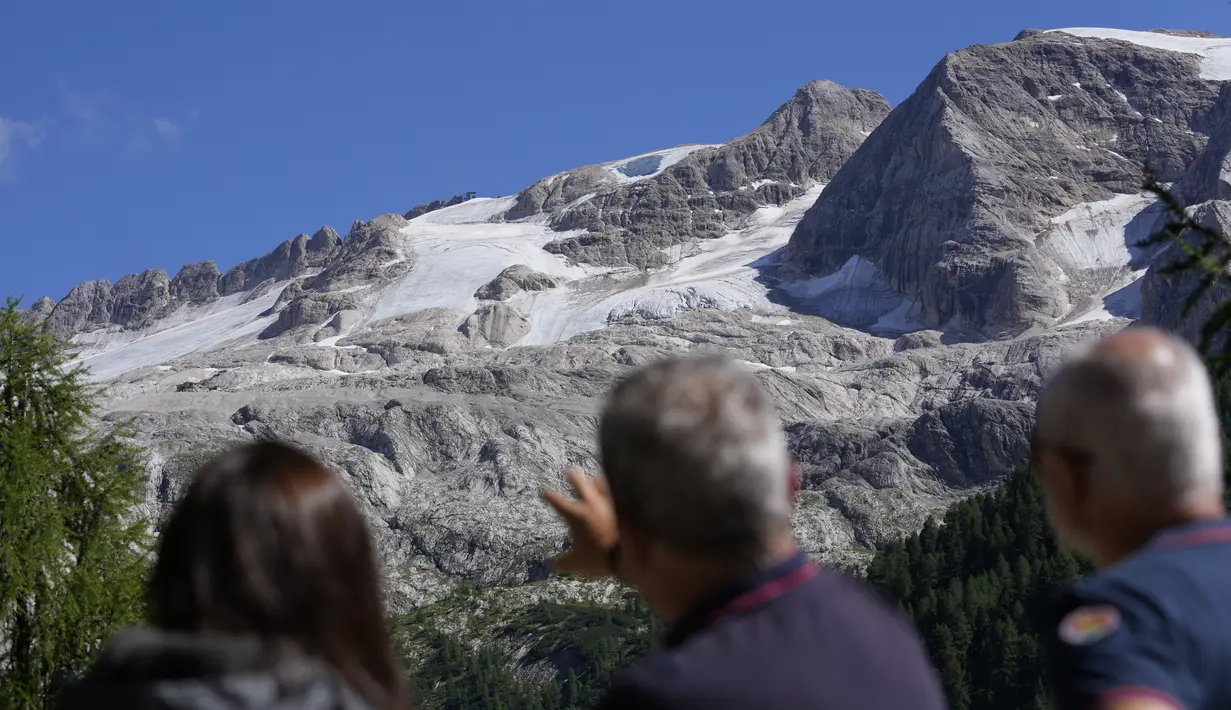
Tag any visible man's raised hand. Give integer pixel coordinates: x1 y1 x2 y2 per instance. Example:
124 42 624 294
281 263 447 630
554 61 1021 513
541 468 619 579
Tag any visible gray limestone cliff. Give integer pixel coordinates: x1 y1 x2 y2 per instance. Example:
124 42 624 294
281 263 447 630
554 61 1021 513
1141 84 1231 346
787 30 1226 338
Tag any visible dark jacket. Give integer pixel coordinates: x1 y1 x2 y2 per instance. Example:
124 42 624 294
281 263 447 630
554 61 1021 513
595 552 948 710
54 627 375 710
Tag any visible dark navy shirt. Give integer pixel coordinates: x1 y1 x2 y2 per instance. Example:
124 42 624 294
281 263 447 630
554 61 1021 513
594 552 948 710
1042 518 1231 710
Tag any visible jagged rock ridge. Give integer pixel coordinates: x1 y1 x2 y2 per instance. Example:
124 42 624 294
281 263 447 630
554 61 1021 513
508 80 891 269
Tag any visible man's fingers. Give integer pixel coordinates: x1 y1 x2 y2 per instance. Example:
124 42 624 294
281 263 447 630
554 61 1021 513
541 488 583 520
592 474 611 499
567 468 609 505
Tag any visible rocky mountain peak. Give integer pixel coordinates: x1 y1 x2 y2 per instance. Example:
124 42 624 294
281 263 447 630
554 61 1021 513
310 225 342 250
20 296 56 324
170 261 223 304
706 80 890 192
785 28 1227 338
498 79 893 270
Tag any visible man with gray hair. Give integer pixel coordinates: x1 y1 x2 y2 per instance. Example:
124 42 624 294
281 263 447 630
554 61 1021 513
1034 327 1231 710
542 354 947 710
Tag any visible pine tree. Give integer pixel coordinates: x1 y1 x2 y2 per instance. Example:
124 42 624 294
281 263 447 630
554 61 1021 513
0 298 151 709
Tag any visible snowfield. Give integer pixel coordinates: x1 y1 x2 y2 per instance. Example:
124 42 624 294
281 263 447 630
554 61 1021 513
70 179 931 381
604 145 719 183
367 196 597 324
1051 28 1231 81
77 290 282 381
71 176 1177 381
1037 191 1162 326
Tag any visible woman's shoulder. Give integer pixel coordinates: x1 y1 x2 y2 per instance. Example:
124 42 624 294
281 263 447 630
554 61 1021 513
54 627 377 710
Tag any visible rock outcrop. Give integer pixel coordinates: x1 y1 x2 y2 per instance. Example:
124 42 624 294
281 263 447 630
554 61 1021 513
47 279 117 336
460 303 531 347
111 269 174 329
220 227 343 295
170 261 223 304
475 265 560 301
507 80 891 269
1141 84 1231 347
787 30 1226 337
20 295 56 323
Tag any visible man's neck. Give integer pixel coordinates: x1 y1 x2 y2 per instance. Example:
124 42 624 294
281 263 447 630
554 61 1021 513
657 533 799 622
1094 500 1226 569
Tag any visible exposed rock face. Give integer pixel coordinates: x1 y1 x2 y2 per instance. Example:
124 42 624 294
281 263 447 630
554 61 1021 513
475 265 560 301
787 30 1225 337
47 279 116 336
21 296 56 323
170 261 222 304
507 80 891 269
219 227 343 296
1177 85 1231 205
460 303 532 347
1140 85 1231 347
261 291 363 339
1140 201 1231 345
312 216 411 292
405 195 470 221
111 270 174 329
707 80 889 191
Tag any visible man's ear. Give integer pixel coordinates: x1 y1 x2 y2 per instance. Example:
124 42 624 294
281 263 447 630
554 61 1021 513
1066 456 1092 515
618 519 651 569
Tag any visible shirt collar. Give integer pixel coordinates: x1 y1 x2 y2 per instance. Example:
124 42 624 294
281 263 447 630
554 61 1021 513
1147 515 1231 551
662 550 815 649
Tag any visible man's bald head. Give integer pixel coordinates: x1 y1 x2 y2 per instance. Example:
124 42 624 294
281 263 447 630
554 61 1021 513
1037 327 1223 507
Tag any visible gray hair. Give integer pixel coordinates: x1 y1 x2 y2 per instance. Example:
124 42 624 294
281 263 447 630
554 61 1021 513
1037 328 1223 506
598 354 792 561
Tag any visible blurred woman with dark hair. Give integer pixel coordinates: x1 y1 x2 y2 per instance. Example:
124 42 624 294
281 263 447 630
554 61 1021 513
55 440 412 710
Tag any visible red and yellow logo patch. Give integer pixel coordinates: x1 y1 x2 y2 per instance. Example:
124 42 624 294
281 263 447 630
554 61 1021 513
1058 605 1121 646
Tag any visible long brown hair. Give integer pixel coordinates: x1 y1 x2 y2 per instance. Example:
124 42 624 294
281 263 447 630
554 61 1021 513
147 440 411 709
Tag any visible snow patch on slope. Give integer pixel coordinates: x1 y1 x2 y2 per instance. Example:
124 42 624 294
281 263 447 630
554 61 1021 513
77 290 281 381
781 255 922 335
1051 28 1231 81
1038 192 1158 271
369 199 597 324
1037 191 1163 325
515 188 823 345
1062 273 1145 327
605 145 719 183
411 196 519 225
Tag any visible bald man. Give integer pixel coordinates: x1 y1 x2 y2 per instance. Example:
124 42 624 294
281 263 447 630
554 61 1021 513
1034 326 1230 710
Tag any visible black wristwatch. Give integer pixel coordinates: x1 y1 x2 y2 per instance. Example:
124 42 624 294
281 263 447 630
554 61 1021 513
605 541 621 575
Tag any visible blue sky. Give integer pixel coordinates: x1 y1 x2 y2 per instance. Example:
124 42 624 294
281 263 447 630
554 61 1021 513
3 0 1228 303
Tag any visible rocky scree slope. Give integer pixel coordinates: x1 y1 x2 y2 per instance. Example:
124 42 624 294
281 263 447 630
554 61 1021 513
22 30 1219 614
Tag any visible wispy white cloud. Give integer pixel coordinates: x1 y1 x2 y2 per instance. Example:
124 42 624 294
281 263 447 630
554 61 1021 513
0 116 45 178
55 81 196 156
0 83 196 183
153 117 181 142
